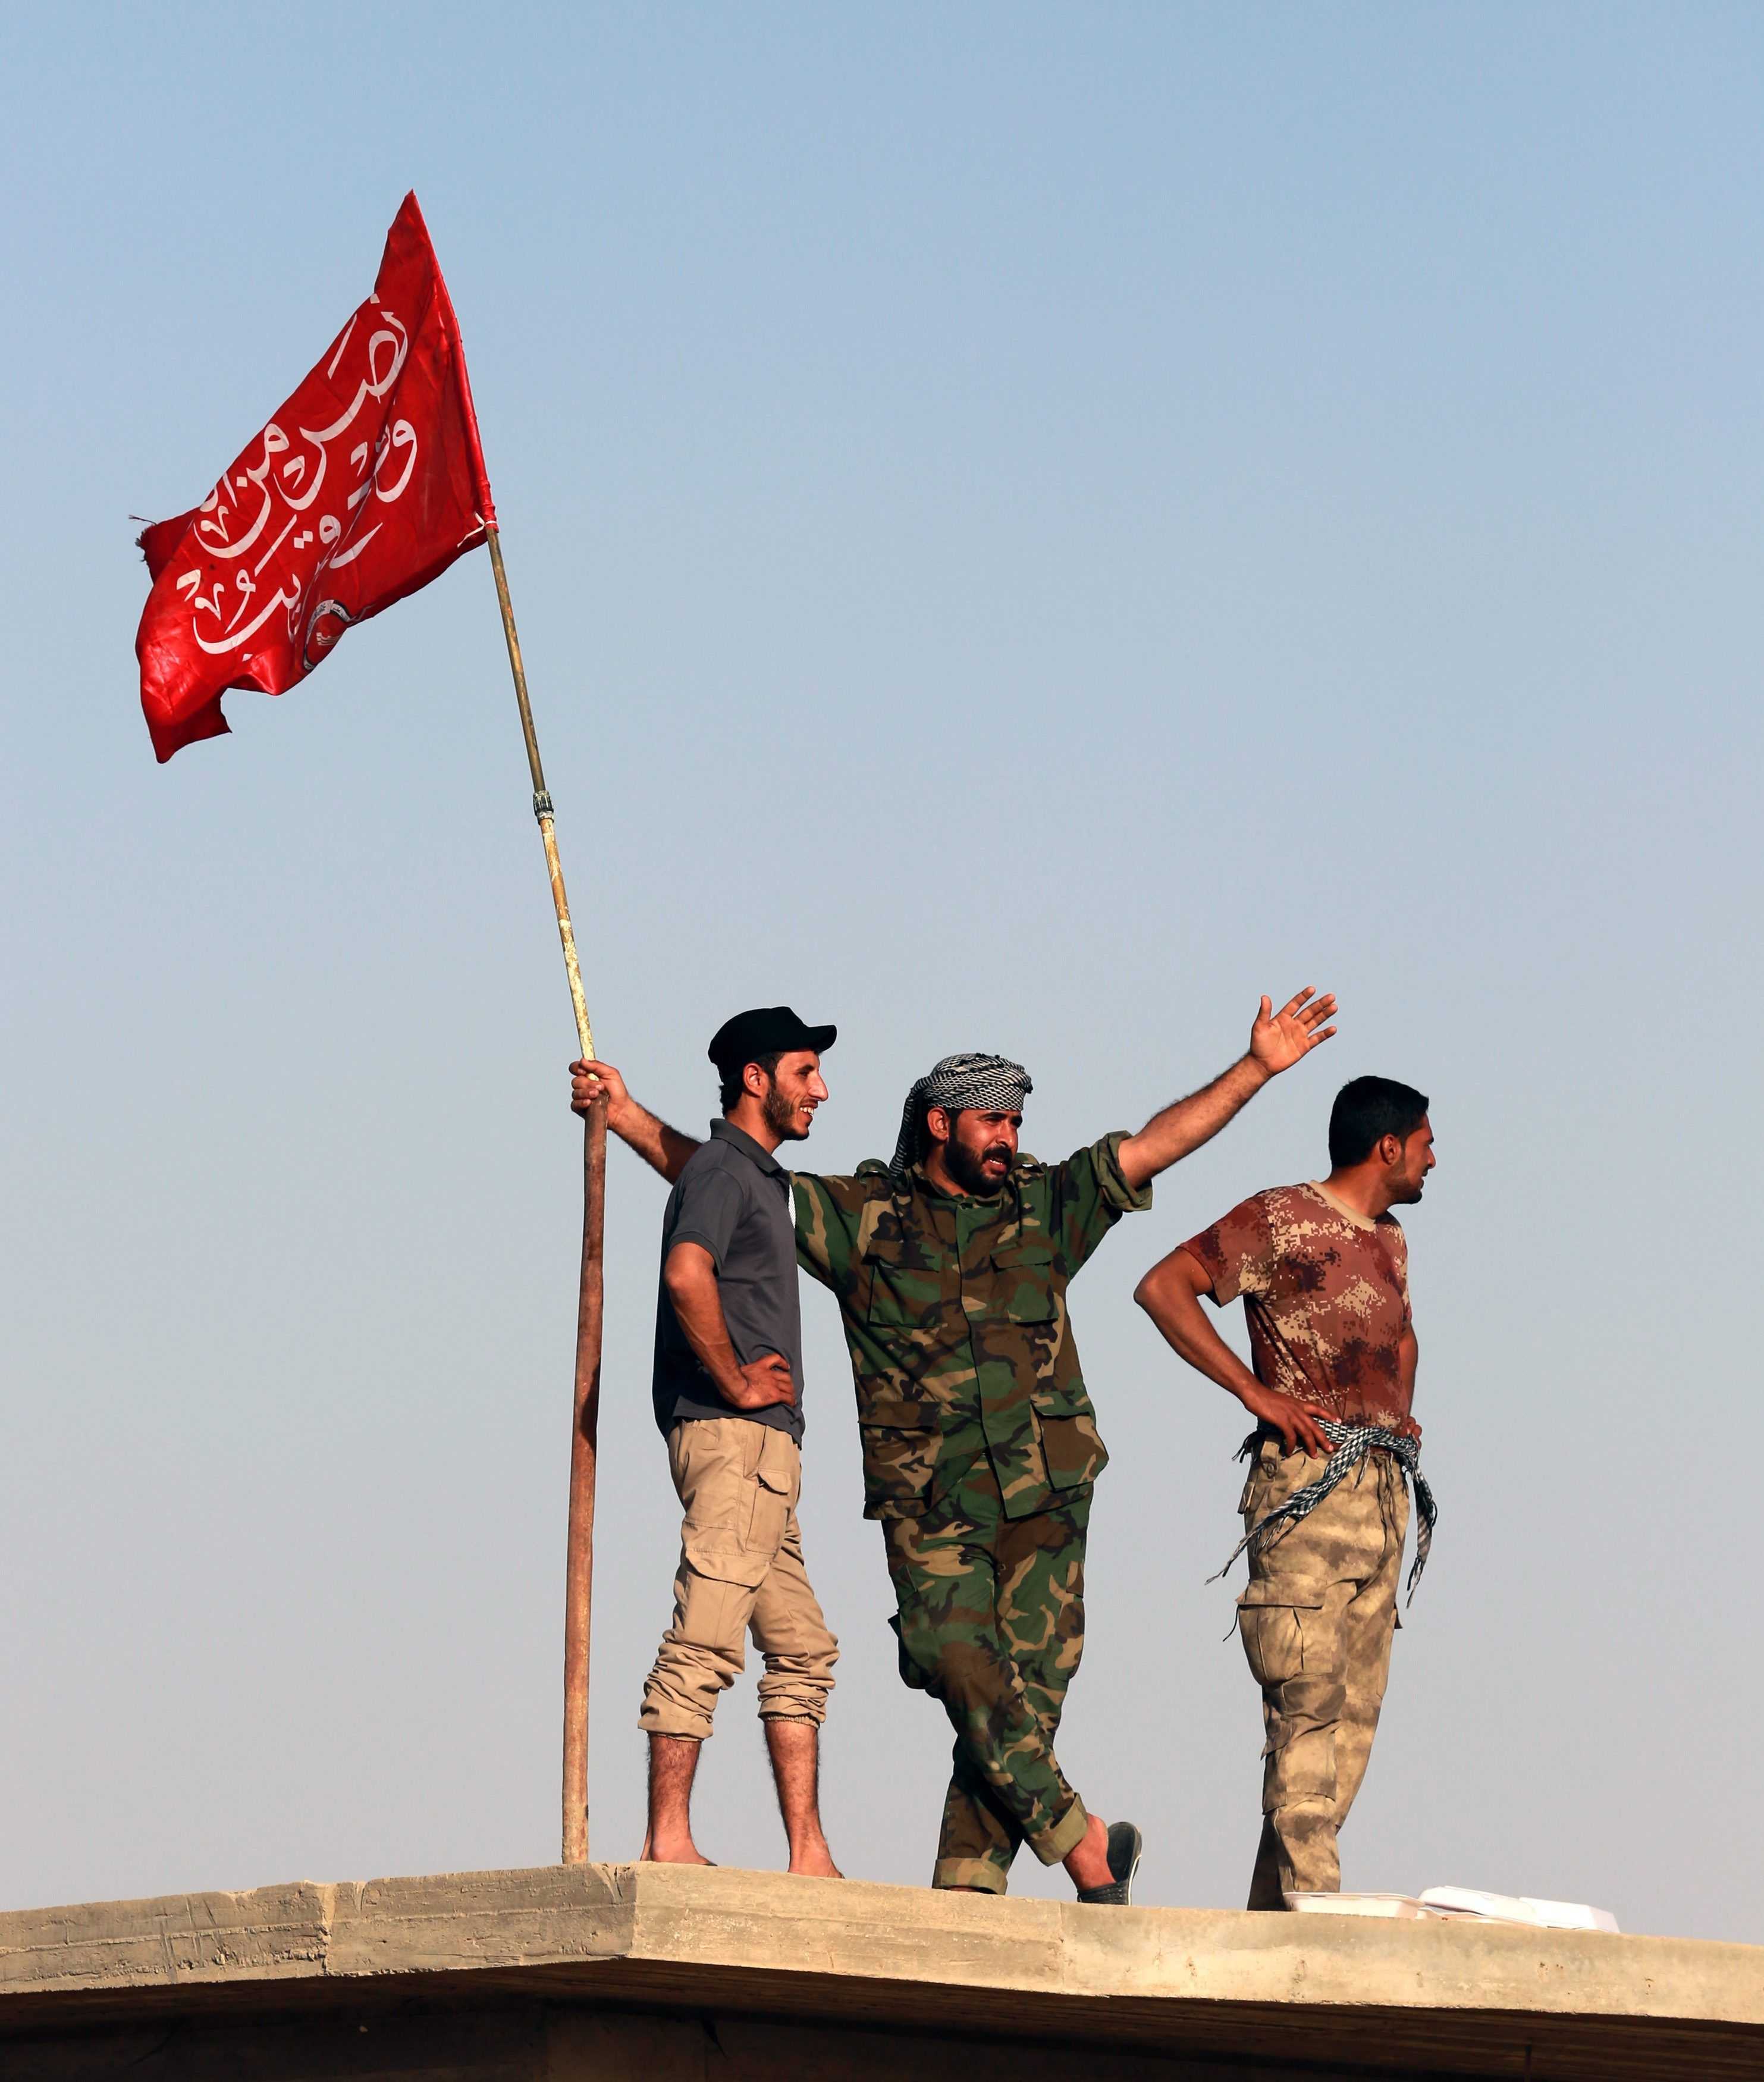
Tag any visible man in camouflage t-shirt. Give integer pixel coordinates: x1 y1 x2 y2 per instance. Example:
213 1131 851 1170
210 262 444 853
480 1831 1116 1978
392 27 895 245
1135 1076 1436 1908
573 987 1339 1899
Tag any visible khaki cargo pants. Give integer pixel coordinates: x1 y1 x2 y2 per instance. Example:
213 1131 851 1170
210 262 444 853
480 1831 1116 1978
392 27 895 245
641 1417 839 1741
1236 1438 1410 1908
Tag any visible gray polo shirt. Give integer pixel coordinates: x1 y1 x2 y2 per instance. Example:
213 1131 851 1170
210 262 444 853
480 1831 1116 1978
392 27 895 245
651 1118 805 1443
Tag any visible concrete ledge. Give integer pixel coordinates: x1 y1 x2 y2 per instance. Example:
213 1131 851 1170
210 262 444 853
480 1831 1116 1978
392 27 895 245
1 1862 1759 2079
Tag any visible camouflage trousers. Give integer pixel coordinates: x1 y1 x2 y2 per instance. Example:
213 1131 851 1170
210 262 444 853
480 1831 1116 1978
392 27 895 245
881 1459 1091 1894
1236 1438 1410 1908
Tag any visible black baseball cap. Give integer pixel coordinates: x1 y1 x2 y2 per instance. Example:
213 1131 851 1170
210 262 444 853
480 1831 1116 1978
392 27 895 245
707 1005 837 1076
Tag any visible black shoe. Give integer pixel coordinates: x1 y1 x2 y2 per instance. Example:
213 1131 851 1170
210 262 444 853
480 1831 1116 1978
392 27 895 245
1075 1821 1143 1906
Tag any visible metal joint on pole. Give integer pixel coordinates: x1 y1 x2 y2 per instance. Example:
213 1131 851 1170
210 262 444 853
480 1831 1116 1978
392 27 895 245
533 791 555 821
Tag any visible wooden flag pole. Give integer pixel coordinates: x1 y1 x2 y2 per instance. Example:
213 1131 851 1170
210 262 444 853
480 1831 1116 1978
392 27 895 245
484 522 603 1867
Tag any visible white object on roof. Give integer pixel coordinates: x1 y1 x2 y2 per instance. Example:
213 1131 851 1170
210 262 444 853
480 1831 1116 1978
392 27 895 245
1283 1889 1620 1933
1418 1887 1620 1933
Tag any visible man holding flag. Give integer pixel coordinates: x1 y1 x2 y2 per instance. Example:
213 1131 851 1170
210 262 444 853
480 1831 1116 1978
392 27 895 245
638 1008 844 1876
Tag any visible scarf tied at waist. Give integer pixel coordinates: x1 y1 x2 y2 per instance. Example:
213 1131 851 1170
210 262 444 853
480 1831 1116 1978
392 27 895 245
1212 1417 1437 1605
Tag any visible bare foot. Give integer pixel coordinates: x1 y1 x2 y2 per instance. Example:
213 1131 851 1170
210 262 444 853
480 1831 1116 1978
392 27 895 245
1062 1813 1115 1894
787 1846 843 1878
640 1832 714 1867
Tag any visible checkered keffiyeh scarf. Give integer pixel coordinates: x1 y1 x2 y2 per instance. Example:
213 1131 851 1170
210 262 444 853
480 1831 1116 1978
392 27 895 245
1214 1418 1437 1604
889 1052 1034 1178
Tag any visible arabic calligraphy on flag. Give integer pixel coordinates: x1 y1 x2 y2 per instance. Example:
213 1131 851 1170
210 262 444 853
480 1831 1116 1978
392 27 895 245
136 193 495 763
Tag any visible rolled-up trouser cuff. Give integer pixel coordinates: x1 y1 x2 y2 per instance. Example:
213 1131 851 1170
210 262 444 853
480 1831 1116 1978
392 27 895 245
755 1669 834 1724
933 1857 1010 1894
1029 1793 1090 1867
638 1698 715 1741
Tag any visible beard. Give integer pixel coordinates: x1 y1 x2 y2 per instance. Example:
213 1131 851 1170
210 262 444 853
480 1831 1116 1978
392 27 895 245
945 1137 1013 1194
762 1081 811 1142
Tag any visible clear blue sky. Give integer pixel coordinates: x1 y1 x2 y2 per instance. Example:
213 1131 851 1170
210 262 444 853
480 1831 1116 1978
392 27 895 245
3 4 1760 1942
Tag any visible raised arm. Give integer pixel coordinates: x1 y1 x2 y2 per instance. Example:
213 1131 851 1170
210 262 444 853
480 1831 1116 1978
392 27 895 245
1116 988 1337 1191
1133 1246 1334 1457
569 1059 701 1184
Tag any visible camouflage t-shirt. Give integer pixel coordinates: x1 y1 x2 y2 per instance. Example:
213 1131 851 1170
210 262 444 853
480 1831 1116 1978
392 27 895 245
1181 1181 1413 1426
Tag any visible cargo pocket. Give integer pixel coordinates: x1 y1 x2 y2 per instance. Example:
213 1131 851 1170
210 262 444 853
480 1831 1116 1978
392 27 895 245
1238 1581 1340 1784
887 1611 938 1695
993 1240 1062 1384
1030 1382 1107 1490
991 1240 1056 1319
681 1527 773 1590
864 1235 955 1327
1236 1582 1324 1688
858 1399 943 1518
745 1428 796 1553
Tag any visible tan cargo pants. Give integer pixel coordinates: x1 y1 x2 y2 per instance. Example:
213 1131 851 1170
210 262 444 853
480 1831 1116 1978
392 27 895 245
640 1417 839 1741
1235 1438 1410 1908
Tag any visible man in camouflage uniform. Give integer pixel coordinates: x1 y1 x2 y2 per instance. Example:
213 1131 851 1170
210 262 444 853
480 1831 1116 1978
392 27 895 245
1134 1075 1436 1909
572 986 1338 1898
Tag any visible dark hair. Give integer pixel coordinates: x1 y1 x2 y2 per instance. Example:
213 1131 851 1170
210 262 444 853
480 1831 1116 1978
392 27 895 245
1328 1077 1430 1168
718 1050 783 1115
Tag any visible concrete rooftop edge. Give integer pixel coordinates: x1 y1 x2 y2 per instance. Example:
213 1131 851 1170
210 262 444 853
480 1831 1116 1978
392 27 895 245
1 1862 1759 2036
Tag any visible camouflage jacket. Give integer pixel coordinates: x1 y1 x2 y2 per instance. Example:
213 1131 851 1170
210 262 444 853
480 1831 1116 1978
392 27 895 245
791 1134 1151 1522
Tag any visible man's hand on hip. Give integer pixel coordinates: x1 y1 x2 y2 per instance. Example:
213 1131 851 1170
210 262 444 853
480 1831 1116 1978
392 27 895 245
1239 1381 1335 1459
725 1354 797 1410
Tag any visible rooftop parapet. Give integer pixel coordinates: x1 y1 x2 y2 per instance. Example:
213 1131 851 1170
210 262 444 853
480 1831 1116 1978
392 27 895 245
2 1862 1759 2079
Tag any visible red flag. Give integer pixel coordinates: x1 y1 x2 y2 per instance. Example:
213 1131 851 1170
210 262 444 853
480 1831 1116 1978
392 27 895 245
136 193 495 762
